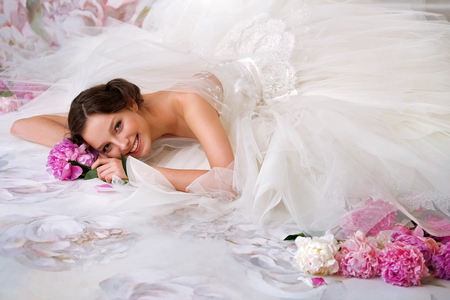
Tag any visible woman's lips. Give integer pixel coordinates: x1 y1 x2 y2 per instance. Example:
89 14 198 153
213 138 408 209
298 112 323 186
128 135 140 155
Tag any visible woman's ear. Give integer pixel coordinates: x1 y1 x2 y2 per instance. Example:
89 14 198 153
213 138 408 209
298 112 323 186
130 100 139 112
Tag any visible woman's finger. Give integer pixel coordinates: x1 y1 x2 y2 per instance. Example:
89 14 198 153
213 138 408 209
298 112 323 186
91 157 112 169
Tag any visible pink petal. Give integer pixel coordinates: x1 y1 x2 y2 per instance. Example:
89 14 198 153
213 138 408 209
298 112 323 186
298 276 327 288
311 277 326 287
94 184 115 193
70 165 83 180
60 163 72 180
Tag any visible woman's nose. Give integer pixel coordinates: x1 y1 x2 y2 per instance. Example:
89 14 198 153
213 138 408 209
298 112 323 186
116 137 130 152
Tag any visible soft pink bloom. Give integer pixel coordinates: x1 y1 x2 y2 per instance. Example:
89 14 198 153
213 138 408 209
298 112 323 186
431 242 450 280
394 235 438 268
393 227 439 267
47 138 97 181
336 231 379 278
378 242 429 287
340 199 397 237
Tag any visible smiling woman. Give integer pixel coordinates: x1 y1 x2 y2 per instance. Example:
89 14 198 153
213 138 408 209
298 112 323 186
11 76 234 190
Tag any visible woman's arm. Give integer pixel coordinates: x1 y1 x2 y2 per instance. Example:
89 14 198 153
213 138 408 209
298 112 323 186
178 93 234 169
10 115 68 147
148 93 234 193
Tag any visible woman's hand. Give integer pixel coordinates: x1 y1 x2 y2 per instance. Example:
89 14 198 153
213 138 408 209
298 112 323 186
91 157 127 183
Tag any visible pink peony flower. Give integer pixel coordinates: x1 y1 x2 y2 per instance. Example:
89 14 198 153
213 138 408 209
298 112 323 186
340 199 397 237
393 227 439 267
336 231 379 278
378 242 429 287
47 138 97 181
431 242 450 280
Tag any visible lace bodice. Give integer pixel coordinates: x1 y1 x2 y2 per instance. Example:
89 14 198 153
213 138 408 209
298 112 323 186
215 13 296 102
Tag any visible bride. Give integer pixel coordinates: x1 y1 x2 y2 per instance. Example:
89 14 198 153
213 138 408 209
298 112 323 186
3 0 450 240
10 77 235 192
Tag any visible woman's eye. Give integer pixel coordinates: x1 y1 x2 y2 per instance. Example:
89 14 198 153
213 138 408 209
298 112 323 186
103 143 111 152
115 121 122 131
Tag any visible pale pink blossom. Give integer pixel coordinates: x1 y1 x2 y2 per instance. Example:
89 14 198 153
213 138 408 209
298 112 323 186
336 231 379 278
340 199 397 237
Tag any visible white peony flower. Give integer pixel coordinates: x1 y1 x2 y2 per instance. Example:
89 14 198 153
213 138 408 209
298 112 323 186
293 231 339 275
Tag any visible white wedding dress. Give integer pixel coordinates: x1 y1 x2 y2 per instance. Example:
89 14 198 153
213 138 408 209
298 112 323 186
1 0 450 299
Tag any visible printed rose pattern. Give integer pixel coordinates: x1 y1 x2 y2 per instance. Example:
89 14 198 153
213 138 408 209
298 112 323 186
0 215 138 271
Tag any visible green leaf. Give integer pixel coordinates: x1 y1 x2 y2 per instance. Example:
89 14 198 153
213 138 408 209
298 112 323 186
283 232 310 241
0 91 13 97
121 154 128 177
84 169 98 180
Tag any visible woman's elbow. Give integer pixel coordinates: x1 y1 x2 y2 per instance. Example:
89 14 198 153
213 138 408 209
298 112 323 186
10 117 37 143
10 118 26 135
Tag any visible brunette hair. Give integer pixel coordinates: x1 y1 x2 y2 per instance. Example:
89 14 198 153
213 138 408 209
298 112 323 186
68 78 144 145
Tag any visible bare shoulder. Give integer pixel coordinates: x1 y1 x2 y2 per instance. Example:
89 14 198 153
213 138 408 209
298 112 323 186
174 92 219 116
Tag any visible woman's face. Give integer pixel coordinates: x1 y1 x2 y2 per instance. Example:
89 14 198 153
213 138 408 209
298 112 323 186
82 107 151 159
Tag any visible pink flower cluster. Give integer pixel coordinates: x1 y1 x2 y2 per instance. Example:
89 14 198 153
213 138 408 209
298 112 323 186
339 199 397 237
294 199 450 287
47 138 97 180
335 230 429 286
332 225 450 287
